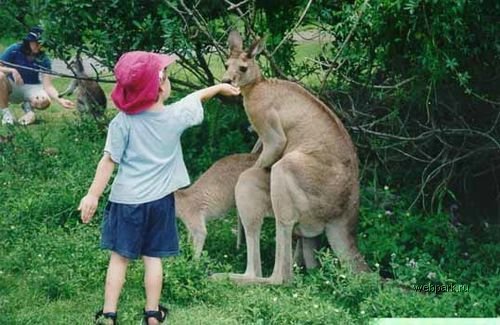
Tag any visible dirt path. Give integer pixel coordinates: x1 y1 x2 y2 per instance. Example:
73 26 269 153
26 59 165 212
51 56 109 76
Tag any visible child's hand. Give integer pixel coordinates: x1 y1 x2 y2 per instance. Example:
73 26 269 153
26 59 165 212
218 84 240 96
78 194 99 224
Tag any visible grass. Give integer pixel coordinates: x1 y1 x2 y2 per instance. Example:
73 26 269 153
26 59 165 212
1 40 499 324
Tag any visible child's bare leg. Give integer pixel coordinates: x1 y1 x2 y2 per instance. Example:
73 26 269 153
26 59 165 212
143 256 163 324
102 252 129 313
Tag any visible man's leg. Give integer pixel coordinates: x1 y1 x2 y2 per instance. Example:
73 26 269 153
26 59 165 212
102 251 129 313
19 85 51 125
143 256 163 325
30 91 51 110
0 72 15 125
18 102 35 125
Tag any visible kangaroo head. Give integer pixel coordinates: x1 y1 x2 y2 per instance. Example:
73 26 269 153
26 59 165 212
68 55 85 76
221 30 265 88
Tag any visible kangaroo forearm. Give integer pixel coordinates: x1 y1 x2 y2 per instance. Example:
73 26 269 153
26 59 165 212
255 141 285 168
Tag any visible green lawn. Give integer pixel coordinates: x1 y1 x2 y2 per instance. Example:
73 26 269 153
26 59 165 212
1 40 498 324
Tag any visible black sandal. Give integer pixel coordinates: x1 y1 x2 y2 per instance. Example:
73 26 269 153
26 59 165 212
95 309 117 325
143 304 168 324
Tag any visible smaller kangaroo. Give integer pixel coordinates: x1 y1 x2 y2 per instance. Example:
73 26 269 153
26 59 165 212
174 153 258 258
60 55 106 119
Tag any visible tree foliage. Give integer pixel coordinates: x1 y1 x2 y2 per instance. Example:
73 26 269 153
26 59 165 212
311 0 500 220
2 0 499 221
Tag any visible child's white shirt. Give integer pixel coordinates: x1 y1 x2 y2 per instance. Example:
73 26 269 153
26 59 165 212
104 93 203 204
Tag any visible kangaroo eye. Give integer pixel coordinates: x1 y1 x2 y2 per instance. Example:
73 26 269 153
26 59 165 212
239 66 248 73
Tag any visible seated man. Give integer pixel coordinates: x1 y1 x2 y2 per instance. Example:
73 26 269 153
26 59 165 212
0 26 74 125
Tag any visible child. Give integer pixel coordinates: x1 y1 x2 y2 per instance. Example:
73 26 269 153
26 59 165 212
78 51 240 325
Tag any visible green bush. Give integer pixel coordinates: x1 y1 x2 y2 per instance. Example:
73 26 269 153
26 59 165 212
1 2 499 320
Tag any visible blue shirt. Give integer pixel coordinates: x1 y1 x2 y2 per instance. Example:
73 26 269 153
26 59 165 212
104 93 204 204
0 43 51 84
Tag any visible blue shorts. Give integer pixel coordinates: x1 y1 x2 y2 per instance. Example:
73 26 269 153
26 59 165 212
100 193 179 259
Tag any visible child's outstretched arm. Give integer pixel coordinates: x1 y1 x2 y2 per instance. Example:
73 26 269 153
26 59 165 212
194 84 240 101
78 153 115 223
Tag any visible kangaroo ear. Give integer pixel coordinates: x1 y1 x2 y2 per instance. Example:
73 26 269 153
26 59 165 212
247 38 265 58
228 30 243 52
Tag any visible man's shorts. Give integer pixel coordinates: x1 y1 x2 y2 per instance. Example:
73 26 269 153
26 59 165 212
100 193 179 260
8 79 49 104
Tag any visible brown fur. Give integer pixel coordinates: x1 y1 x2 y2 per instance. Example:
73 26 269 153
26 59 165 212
174 153 258 258
60 56 106 119
176 150 323 269
213 31 368 285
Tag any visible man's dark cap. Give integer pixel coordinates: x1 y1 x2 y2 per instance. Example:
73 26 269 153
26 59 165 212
24 26 44 42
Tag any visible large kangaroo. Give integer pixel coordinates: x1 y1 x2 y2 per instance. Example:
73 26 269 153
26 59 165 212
214 31 368 284
59 55 106 119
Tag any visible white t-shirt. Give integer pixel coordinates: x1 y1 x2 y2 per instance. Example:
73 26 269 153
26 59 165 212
104 93 204 204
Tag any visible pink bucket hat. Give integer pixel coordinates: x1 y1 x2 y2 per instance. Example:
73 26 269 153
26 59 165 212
111 51 176 114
